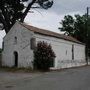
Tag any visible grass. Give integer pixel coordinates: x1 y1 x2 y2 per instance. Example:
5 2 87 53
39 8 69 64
0 66 35 73
0 65 88 73
0 66 50 73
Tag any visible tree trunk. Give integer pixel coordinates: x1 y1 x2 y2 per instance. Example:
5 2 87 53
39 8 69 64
20 0 36 22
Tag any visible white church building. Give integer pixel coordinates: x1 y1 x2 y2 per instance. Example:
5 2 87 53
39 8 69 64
2 22 86 69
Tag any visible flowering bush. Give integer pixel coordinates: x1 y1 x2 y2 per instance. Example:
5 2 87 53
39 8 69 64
33 41 56 71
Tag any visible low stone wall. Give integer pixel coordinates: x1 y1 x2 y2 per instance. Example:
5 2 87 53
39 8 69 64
56 60 86 69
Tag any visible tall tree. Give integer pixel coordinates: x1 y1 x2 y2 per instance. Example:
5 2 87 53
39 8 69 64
0 0 53 33
59 14 90 56
59 14 89 42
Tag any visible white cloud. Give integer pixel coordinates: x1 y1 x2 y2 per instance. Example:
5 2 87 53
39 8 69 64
49 0 90 15
25 10 63 33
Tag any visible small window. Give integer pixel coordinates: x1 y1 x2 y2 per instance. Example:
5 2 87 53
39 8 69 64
30 38 36 50
2 41 4 50
14 37 17 44
66 50 67 55
72 45 74 60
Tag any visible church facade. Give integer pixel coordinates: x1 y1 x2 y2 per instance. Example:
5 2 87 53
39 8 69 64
2 22 86 69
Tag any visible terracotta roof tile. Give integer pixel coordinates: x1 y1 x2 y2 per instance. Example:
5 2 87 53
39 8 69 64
20 23 84 45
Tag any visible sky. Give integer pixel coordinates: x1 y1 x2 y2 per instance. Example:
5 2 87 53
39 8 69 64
0 0 90 48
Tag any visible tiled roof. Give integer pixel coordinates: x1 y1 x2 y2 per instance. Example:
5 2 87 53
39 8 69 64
20 23 84 45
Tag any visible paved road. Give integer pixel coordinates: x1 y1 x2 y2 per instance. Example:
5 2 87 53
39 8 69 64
0 66 90 90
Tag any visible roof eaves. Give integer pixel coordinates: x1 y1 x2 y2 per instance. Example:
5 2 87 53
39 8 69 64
20 22 84 45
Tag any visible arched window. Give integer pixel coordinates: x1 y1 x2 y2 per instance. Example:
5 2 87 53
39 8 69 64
2 41 4 50
72 45 74 60
14 37 17 44
30 38 36 50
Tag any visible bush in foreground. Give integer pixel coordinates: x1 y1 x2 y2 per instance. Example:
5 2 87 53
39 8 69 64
33 41 56 71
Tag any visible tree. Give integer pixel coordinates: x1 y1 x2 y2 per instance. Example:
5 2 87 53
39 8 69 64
33 41 56 71
0 0 53 33
59 14 90 56
59 14 90 43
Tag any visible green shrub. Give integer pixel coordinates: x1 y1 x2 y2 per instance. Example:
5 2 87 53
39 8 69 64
33 41 56 71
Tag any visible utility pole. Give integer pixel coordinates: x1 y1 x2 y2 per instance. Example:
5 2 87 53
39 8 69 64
86 7 89 65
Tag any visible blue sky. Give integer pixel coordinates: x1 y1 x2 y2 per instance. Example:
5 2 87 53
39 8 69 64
0 0 90 48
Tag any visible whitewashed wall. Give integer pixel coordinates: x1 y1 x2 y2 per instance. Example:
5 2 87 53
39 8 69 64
35 33 86 69
2 22 34 68
2 22 86 69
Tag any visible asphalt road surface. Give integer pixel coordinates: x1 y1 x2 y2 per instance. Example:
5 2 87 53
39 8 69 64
0 66 90 90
